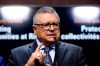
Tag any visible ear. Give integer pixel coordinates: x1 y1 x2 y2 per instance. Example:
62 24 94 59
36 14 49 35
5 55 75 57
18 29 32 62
32 25 36 35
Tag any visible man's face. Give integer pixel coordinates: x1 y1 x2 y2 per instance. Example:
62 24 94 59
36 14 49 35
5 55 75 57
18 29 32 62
33 13 60 44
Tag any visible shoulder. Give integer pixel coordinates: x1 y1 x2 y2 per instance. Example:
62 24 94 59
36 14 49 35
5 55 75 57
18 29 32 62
59 41 83 50
11 42 33 52
0 56 3 62
0 56 3 60
0 56 4 65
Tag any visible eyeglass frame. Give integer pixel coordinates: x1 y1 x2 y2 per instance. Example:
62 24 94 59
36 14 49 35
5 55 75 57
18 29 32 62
34 23 60 30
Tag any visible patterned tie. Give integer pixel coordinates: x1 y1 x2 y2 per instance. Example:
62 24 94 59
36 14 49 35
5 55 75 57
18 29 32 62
43 47 52 66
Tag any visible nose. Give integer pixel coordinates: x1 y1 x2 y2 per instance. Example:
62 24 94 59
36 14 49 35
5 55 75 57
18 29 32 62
49 25 55 30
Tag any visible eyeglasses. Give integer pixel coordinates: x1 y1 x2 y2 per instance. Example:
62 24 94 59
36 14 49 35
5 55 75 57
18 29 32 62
34 23 59 30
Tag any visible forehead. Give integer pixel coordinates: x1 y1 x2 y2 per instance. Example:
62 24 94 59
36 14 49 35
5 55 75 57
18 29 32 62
37 13 59 24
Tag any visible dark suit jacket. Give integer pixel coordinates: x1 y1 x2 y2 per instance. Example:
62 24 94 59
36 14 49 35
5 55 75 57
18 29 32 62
7 41 88 66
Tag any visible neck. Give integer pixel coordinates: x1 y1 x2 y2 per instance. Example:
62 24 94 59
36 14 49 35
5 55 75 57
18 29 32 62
37 38 57 47
41 41 56 47
43 41 55 47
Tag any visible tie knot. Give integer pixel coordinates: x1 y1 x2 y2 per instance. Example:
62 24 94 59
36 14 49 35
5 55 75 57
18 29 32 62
44 47 50 53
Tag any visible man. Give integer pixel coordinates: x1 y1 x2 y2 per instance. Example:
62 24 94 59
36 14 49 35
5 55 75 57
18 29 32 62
7 6 88 66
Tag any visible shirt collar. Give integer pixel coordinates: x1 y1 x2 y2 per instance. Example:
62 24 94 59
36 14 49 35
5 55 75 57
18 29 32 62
36 38 55 50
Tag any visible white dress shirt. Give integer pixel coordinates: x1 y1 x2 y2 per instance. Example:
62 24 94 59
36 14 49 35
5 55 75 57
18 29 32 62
36 39 55 63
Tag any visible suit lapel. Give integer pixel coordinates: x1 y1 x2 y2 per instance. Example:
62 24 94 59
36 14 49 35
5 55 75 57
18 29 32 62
55 41 67 66
28 40 38 56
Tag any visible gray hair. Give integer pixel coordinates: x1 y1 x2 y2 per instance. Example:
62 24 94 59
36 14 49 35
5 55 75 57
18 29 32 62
33 6 60 25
